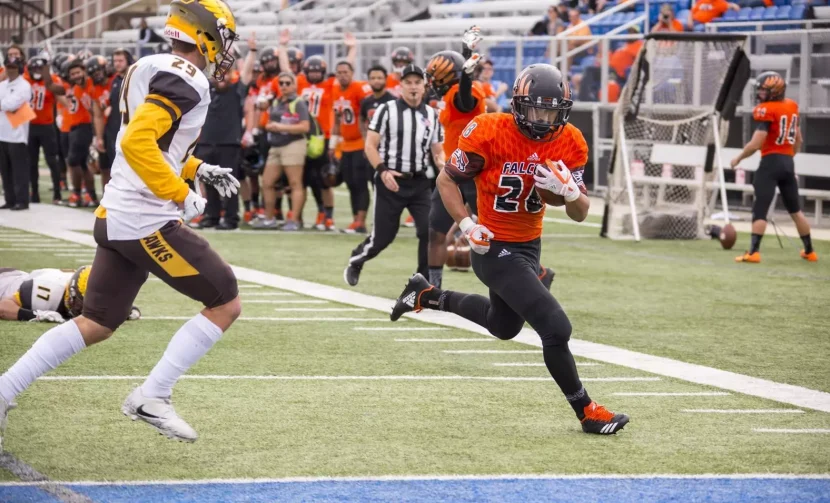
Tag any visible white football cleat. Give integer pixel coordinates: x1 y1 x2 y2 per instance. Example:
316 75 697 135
121 387 198 443
0 395 15 452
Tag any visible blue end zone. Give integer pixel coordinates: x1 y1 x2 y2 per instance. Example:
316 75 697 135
3 477 829 503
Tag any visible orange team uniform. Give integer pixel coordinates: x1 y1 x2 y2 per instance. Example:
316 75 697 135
386 73 401 97
333 80 372 152
609 40 643 79
447 113 588 242
439 81 487 158
297 74 335 138
692 0 730 24
63 79 105 128
753 98 799 157
25 73 61 125
480 81 496 100
255 74 281 128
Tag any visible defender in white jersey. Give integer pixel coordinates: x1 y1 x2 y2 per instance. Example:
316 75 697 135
0 0 241 448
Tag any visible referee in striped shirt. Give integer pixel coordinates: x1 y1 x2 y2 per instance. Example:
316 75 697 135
344 64 445 287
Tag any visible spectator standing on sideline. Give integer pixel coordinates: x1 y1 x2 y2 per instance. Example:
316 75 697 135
194 72 248 230
689 0 739 29
477 58 509 113
137 19 165 57
652 3 686 32
359 66 396 139
0 45 24 82
100 49 133 191
609 27 644 80
343 64 444 287
252 72 310 231
566 9 593 65
0 55 33 210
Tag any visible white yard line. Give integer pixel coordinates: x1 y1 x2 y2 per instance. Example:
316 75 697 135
396 338 493 342
3 473 829 487
7 206 830 413
354 327 447 332
494 362 603 367
52 253 96 257
541 233 598 239
37 375 556 382
614 392 730 397
0 247 86 252
237 285 263 289
543 217 602 228
682 409 804 414
142 316 395 322
753 428 830 434
241 292 297 297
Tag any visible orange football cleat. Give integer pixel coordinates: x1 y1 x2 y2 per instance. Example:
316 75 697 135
67 193 80 208
314 212 326 230
735 251 761 263
404 214 415 228
243 210 254 223
324 218 336 231
580 401 629 435
801 250 818 262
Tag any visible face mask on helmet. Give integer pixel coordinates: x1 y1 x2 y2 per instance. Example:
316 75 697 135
206 21 237 81
512 97 572 142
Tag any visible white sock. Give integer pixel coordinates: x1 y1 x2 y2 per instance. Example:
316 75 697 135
141 313 223 399
0 320 86 403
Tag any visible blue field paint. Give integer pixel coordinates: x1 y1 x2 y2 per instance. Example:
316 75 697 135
3 477 824 503
0 486 62 502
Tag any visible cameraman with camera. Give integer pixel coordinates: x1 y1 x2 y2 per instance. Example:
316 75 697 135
652 3 686 32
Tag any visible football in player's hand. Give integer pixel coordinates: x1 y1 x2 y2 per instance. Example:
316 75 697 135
719 223 737 250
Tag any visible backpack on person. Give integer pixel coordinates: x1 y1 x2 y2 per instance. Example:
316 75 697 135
288 97 325 159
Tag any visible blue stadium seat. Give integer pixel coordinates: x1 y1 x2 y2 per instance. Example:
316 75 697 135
722 9 740 20
749 6 766 19
676 9 691 24
737 7 753 19
790 4 806 17
677 0 692 10
693 23 706 31
763 6 779 18
776 5 792 17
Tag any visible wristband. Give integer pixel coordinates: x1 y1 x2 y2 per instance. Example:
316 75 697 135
250 48 258 52
17 308 35 321
564 189 581 203
459 217 476 234
375 163 389 173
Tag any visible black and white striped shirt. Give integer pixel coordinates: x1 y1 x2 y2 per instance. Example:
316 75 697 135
368 98 443 178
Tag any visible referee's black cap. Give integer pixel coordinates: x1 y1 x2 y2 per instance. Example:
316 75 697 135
400 64 425 80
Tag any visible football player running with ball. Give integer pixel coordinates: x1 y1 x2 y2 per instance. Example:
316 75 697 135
731 71 817 263
0 0 242 448
391 64 629 435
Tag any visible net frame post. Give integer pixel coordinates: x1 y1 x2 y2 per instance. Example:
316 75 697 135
617 115 641 242
711 112 731 225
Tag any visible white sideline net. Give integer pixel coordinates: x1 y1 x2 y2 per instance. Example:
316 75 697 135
605 35 746 240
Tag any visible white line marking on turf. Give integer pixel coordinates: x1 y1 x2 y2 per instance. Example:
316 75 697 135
241 292 296 297
0 247 86 252
38 375 556 382
241 299 329 304
614 392 730 396
354 327 448 331
395 338 494 342
12 208 830 414
52 253 96 257
445 350 541 354
682 409 805 414
582 377 661 382
3 473 829 487
543 217 602 228
273 308 367 312
541 233 598 239
237 285 263 289
142 316 395 322
494 362 603 367
753 428 830 434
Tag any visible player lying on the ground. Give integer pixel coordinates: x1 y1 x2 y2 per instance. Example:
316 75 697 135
0 0 242 450
391 63 629 435
0 266 140 323
730 71 817 264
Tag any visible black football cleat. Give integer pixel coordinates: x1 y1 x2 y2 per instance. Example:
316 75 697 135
391 273 433 322
343 263 362 287
580 401 629 435
539 267 555 290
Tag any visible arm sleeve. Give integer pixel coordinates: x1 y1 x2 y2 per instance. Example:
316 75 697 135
444 150 485 183
181 156 203 180
453 72 477 114
359 98 369 122
368 103 388 134
754 120 770 132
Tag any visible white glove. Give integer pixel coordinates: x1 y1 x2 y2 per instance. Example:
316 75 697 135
182 189 207 222
196 162 241 198
462 25 483 51
462 53 481 76
241 130 255 147
534 160 581 202
30 310 65 323
459 217 494 255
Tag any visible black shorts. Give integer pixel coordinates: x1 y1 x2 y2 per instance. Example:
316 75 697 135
84 218 238 330
303 139 330 189
752 154 800 220
471 238 571 346
429 180 478 234
67 123 93 167
28 124 59 157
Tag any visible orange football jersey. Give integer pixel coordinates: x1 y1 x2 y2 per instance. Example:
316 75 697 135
298 74 336 138
386 73 401 97
333 80 372 152
25 73 61 125
439 81 487 158
448 113 588 243
753 98 799 157
480 81 496 99
63 79 96 128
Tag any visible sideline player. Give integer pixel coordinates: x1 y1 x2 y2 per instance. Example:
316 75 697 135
731 71 817 263
0 266 141 323
391 64 629 435
0 0 242 447
387 46 413 97
24 55 65 204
